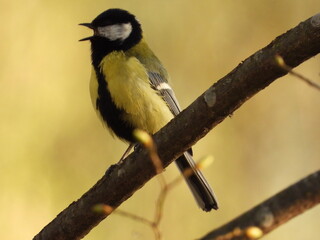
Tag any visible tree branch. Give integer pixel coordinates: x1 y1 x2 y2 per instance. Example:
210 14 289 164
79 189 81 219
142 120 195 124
34 13 320 240
200 170 320 240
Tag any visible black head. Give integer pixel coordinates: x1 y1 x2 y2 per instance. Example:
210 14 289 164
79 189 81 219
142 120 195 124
80 9 142 66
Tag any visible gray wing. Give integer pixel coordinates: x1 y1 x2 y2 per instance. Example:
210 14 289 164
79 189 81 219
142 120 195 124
148 73 216 211
148 72 181 116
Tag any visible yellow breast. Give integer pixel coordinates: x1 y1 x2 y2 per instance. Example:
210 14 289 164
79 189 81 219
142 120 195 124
90 51 173 135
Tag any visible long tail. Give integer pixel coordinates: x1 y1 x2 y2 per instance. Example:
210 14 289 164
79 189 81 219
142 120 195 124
175 152 218 211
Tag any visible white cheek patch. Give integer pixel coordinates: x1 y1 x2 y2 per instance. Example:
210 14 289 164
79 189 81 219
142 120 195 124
97 23 132 41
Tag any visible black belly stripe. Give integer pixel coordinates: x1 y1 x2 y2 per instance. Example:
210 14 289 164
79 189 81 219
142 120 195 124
94 66 135 142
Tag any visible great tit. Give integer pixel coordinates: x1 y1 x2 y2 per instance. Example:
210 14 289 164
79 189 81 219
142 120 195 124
80 8 218 211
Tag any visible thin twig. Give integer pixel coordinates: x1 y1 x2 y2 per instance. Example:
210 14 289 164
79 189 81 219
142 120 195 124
134 129 164 174
275 54 320 90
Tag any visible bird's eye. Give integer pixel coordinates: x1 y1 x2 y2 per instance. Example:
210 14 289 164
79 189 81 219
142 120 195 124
96 23 132 41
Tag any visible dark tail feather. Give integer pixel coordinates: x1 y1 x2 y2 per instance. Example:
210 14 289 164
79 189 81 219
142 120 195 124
175 152 218 211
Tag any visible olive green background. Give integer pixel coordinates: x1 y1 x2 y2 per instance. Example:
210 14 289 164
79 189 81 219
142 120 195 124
1 0 319 239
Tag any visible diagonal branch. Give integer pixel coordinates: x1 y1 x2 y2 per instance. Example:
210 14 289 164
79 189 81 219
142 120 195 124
33 13 320 240
200 170 320 240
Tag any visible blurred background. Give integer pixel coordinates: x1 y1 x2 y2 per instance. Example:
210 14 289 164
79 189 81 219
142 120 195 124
0 0 319 239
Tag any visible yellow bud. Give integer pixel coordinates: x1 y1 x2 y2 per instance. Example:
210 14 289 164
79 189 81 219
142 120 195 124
246 226 263 239
197 155 214 170
92 204 114 215
275 54 285 67
133 129 152 147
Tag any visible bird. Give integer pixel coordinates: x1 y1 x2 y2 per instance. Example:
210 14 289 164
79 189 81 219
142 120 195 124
79 8 218 211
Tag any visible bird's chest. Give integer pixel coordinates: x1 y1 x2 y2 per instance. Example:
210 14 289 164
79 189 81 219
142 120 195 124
96 52 173 134
101 52 152 113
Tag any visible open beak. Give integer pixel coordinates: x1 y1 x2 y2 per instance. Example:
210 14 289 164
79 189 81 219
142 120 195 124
79 23 93 29
79 23 94 41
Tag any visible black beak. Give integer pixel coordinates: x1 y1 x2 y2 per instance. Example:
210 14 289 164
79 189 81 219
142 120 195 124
79 23 93 29
79 23 94 41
